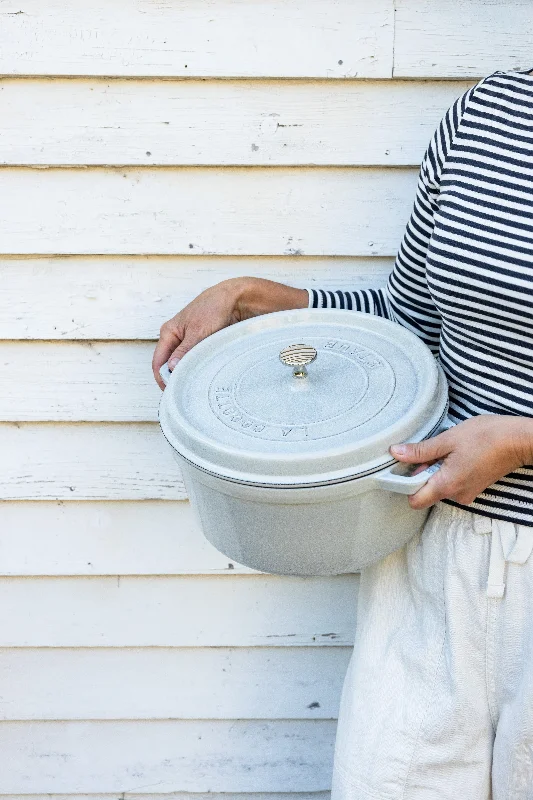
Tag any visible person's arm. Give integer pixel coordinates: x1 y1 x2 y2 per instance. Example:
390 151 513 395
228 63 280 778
306 84 480 355
153 88 478 387
152 277 308 389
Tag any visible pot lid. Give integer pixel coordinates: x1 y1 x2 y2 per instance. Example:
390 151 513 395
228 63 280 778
159 309 448 486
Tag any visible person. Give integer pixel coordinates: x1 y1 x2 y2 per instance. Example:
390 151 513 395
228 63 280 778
153 69 533 798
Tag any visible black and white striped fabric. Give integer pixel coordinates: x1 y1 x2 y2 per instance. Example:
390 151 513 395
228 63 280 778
308 69 533 525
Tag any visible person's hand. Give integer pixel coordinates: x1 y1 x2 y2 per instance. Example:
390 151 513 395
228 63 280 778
152 277 308 389
152 278 244 389
389 414 533 509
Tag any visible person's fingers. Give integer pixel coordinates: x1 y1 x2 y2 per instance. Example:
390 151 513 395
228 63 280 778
390 430 453 465
407 455 479 509
152 322 182 389
167 332 201 369
410 462 432 476
153 325 209 390
153 349 174 390
407 465 451 509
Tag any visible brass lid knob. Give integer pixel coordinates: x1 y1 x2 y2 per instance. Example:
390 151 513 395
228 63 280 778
279 344 317 378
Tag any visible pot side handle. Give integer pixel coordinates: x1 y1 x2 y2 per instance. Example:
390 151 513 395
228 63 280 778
159 363 172 387
375 461 442 496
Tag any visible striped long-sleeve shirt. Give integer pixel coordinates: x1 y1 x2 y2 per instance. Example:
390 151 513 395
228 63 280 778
307 69 533 526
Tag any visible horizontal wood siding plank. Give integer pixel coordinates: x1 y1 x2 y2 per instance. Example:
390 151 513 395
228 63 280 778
0 646 351 720
0 78 471 166
0 167 417 256
0 575 357 647
0 501 256 576
0 342 160 421
394 0 533 77
0 423 185 500
0 719 336 793
0 0 393 78
0 255 393 340
6 0 532 81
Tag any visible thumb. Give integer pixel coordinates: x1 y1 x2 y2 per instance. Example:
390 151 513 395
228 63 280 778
390 432 452 464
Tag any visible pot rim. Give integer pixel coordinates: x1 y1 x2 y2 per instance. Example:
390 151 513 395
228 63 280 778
162 404 449 490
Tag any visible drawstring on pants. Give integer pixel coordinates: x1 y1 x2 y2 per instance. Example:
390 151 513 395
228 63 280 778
473 514 533 598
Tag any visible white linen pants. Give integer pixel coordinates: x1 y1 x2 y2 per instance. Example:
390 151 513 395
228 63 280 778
331 502 533 799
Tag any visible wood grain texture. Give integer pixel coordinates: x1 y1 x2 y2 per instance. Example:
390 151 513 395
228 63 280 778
0 342 161 421
0 78 471 166
0 255 393 340
0 423 185 500
0 501 255 575
0 167 417 256
0 575 357 647
0 0 393 78
0 719 336 793
394 0 533 77
0 646 351 720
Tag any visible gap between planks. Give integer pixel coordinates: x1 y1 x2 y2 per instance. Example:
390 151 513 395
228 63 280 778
0 74 484 81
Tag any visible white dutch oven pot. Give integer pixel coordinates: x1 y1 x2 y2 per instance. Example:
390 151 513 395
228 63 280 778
159 309 449 576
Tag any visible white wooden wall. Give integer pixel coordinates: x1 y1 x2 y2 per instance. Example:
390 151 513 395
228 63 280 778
0 0 529 795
